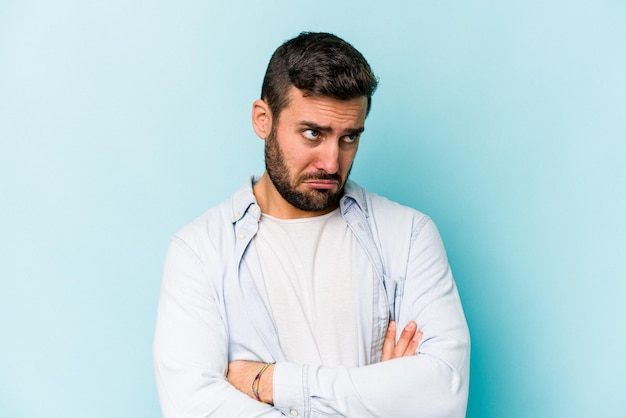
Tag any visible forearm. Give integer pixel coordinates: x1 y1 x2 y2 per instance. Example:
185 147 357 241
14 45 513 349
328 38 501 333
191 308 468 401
154 306 285 418
231 333 468 418
272 340 469 417
227 361 276 405
154 362 283 418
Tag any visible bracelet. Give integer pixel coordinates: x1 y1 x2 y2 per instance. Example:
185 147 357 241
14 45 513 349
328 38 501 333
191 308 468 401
252 362 274 403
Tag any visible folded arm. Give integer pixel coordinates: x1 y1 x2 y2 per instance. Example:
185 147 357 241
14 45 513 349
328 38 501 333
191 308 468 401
153 237 285 418
154 218 469 417
227 320 423 405
262 219 470 417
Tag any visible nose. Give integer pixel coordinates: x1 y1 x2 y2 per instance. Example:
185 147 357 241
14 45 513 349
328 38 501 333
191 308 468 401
314 141 339 174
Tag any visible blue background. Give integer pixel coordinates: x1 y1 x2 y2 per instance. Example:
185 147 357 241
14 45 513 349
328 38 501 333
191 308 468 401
1 1 624 417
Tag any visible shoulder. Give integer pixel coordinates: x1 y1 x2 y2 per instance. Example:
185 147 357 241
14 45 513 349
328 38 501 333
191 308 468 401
171 178 256 256
176 199 232 242
344 181 433 236
344 182 449 276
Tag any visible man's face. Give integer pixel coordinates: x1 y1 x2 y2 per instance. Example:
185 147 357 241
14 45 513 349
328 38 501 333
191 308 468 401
264 87 368 214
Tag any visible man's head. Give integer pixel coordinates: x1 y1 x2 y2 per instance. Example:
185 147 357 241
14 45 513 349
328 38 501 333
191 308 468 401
261 32 378 122
253 32 377 218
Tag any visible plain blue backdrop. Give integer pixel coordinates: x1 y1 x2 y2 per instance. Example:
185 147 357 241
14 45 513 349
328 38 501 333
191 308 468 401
1 1 624 417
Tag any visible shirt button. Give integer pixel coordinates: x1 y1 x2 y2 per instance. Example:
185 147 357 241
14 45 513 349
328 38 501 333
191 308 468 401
250 204 258 212
238 232 246 240
289 410 298 417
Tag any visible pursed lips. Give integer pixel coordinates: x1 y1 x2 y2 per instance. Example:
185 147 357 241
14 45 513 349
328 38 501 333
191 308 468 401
302 179 340 190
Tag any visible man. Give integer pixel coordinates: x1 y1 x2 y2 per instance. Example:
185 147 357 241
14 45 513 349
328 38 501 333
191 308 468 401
154 32 470 417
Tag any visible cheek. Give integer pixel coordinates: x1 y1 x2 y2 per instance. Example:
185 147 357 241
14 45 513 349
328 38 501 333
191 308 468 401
282 146 314 175
339 150 357 170
281 144 305 166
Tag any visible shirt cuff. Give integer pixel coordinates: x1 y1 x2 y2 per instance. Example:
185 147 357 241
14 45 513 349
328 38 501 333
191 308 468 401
272 362 309 417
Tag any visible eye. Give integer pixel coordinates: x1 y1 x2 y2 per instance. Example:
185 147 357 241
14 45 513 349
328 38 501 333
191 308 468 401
342 133 359 144
303 129 320 140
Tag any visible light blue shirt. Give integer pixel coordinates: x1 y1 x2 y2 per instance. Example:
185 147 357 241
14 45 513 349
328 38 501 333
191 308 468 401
154 177 470 417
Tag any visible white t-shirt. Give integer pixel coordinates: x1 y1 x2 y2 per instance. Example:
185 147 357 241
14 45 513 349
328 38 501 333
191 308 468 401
255 208 359 367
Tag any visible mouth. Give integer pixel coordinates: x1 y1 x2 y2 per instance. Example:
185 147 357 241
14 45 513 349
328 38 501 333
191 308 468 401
302 179 340 190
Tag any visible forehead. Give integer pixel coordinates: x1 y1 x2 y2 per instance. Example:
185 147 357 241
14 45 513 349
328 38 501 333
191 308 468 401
280 87 368 126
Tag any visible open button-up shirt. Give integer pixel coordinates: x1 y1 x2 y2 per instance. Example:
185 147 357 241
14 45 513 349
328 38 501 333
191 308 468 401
154 177 470 417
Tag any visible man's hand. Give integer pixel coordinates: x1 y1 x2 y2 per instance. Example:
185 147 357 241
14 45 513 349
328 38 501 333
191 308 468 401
381 321 423 361
227 360 275 405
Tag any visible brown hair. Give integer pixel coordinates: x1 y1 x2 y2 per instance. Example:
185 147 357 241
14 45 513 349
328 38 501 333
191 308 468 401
261 32 378 120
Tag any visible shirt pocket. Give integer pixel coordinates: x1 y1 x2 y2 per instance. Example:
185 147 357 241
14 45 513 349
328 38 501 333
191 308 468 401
383 274 405 322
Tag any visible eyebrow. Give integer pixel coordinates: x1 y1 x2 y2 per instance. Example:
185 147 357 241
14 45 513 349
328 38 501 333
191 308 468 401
299 121 365 136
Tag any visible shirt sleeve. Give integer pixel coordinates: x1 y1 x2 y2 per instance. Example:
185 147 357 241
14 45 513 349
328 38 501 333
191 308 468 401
272 219 471 417
153 236 286 418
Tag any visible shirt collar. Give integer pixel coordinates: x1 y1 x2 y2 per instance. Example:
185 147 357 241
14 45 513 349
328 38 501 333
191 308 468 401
230 176 260 223
341 180 369 218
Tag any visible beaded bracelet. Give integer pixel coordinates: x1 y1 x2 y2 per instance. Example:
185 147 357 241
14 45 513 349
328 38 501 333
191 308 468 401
252 362 274 403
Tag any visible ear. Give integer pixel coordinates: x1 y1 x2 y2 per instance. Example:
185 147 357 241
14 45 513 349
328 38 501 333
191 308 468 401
252 99 272 140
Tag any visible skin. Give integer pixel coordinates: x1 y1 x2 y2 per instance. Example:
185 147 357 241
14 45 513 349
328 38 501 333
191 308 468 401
227 87 423 404
251 86 366 219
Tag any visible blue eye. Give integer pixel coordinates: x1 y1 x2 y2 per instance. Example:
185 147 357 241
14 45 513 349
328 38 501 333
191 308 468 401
343 134 358 144
303 129 320 140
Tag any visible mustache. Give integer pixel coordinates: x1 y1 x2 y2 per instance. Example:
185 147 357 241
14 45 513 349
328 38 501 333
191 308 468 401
299 172 342 182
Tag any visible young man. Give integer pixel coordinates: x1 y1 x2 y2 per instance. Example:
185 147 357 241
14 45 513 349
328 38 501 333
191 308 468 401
154 32 470 417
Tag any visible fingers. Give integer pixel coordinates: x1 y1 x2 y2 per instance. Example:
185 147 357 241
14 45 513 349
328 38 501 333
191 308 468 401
393 321 417 357
382 321 423 361
381 321 396 361
405 326 423 357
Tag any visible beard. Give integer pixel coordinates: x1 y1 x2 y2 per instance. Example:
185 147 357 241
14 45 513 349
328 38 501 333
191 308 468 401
264 128 350 212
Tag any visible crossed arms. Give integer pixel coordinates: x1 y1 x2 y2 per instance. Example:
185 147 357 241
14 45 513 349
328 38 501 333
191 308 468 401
154 217 470 417
227 320 424 405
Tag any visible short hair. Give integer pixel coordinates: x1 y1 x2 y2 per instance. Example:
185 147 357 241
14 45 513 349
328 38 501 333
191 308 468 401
261 32 378 120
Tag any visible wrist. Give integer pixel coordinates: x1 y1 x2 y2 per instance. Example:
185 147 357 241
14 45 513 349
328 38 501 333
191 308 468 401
252 362 275 405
